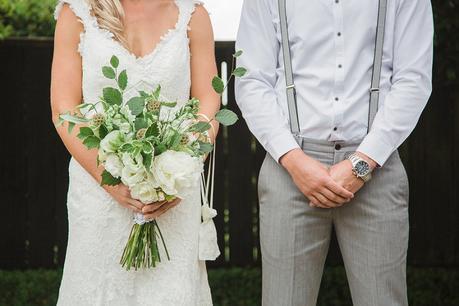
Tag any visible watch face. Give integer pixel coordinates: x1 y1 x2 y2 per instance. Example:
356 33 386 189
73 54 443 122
355 160 370 176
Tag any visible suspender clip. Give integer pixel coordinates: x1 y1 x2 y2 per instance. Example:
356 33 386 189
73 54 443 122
286 84 295 90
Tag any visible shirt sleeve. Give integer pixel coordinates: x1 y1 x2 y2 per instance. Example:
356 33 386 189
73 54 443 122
235 0 299 163
357 0 434 166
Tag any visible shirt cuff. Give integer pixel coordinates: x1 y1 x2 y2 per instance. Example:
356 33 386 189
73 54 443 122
264 130 300 163
357 131 395 167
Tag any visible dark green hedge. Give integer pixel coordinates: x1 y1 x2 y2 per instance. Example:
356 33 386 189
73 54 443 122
0 0 458 85
0 267 458 306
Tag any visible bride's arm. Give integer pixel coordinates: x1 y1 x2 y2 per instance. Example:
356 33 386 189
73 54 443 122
51 5 143 213
51 6 102 182
188 5 221 142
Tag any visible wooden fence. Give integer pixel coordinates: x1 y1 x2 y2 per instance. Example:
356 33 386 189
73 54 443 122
0 39 458 270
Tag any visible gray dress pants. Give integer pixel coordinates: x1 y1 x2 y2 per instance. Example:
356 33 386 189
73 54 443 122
258 138 409 306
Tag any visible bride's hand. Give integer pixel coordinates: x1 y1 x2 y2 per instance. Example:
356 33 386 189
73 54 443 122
102 184 145 213
142 199 182 221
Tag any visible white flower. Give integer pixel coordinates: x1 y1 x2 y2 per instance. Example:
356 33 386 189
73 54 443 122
120 105 136 124
130 182 159 204
112 114 132 134
98 148 108 163
120 152 146 187
121 165 146 188
104 153 123 178
100 130 124 153
151 150 203 198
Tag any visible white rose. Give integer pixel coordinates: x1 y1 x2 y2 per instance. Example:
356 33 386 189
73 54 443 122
104 153 123 178
122 152 143 170
121 165 146 188
98 148 108 163
130 182 159 204
151 150 203 198
100 130 124 153
120 152 146 187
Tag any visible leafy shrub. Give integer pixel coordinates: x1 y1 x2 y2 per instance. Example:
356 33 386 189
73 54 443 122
0 267 458 306
0 0 55 39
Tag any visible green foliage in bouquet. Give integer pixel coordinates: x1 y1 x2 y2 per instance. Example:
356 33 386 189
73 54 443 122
56 51 246 271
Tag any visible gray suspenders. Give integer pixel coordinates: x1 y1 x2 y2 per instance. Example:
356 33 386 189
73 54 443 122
278 0 388 136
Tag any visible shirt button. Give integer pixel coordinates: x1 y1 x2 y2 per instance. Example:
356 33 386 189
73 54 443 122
335 97 339 101
333 127 338 131
335 144 342 150
335 0 339 3
338 64 343 68
337 32 342 37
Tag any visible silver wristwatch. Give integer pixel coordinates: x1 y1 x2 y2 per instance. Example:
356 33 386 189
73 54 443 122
347 153 373 183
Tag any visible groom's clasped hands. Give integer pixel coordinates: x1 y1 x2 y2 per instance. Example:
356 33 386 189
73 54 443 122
280 148 375 209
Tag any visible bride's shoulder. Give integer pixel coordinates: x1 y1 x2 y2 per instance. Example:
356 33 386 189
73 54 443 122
187 2 213 38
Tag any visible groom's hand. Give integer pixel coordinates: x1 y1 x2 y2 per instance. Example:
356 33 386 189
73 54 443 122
329 152 377 195
280 149 354 208
329 161 364 195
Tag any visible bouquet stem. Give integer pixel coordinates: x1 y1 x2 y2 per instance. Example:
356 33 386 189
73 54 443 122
120 221 170 270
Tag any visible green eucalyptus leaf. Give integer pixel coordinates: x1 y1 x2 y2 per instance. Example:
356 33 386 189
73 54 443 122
212 76 225 94
83 135 100 149
198 141 214 154
110 55 119 68
233 50 243 58
77 127 94 140
232 67 247 77
59 113 90 124
103 87 122 106
118 69 128 90
101 169 121 186
127 97 145 116
135 118 148 130
215 109 238 126
152 85 161 99
55 117 65 128
102 66 116 79
68 122 75 134
161 101 177 108
189 121 211 133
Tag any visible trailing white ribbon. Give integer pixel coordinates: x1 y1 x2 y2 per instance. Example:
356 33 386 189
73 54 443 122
198 141 220 261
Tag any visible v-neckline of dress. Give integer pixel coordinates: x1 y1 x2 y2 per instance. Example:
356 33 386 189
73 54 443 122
94 0 182 63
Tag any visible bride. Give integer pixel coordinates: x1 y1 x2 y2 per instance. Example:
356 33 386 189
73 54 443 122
51 0 220 305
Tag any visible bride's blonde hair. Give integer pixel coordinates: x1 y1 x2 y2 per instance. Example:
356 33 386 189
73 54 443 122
87 0 129 48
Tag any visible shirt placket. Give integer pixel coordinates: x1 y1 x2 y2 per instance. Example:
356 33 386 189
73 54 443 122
330 0 345 140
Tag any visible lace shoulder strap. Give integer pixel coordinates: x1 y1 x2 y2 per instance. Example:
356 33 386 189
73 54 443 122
54 0 93 29
176 0 204 31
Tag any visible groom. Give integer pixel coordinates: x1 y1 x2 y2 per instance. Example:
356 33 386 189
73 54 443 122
235 0 433 305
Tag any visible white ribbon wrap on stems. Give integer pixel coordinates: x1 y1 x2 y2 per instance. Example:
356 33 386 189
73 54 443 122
198 141 220 261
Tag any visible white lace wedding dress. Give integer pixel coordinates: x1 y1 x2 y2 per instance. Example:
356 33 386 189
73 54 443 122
54 1 212 305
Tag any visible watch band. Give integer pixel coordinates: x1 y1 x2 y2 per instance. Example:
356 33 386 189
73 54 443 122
348 153 373 182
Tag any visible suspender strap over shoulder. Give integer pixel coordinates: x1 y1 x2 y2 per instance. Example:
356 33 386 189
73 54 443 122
278 0 300 135
278 0 388 135
368 0 388 132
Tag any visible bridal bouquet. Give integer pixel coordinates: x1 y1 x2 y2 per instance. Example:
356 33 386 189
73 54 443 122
57 52 246 270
